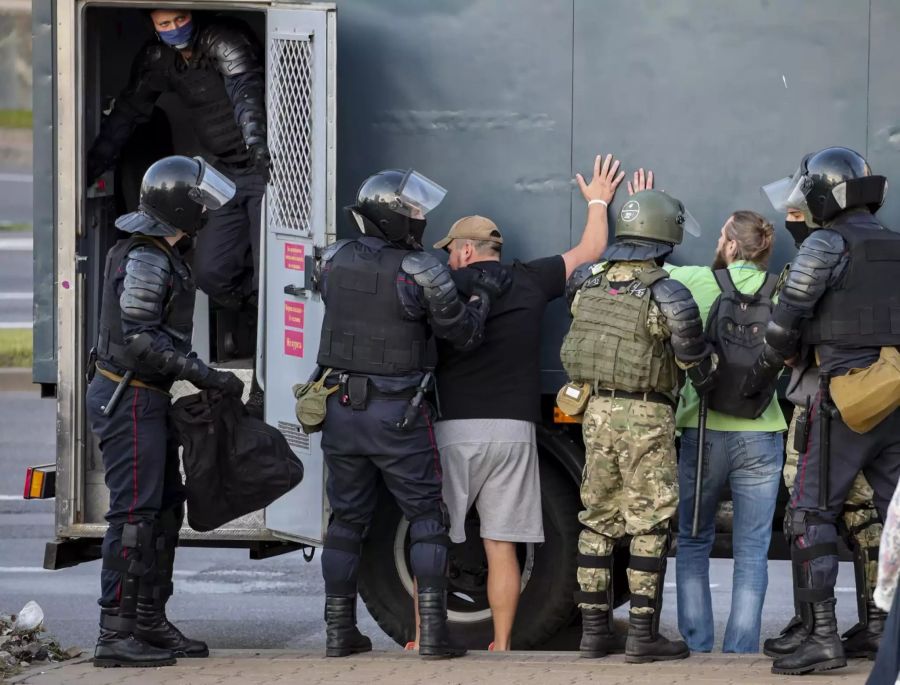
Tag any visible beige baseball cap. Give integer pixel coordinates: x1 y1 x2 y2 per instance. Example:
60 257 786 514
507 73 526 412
433 215 504 250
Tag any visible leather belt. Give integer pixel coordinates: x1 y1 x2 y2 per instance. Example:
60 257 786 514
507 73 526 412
96 364 170 396
593 387 674 408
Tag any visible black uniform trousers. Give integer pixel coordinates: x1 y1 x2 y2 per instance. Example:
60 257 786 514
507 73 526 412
194 168 266 308
87 374 186 606
789 395 900 593
319 393 448 596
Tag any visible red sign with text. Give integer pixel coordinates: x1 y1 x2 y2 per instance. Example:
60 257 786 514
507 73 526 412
284 330 304 358
285 243 305 271
285 301 305 330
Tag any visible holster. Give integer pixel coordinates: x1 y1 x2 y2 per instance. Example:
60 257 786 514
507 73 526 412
347 375 369 411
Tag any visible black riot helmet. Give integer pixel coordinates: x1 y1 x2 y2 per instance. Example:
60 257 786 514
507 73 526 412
115 155 236 237
762 147 887 227
346 169 447 249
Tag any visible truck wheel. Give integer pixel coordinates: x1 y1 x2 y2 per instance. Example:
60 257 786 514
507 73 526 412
359 461 581 650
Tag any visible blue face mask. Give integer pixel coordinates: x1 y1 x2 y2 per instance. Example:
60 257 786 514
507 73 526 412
157 20 194 49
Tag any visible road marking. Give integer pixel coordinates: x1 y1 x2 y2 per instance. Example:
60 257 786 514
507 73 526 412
0 292 31 301
0 322 32 329
0 173 32 183
0 567 51 573
0 495 23 500
0 237 33 251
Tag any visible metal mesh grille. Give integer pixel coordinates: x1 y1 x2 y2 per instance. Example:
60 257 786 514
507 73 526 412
269 37 314 233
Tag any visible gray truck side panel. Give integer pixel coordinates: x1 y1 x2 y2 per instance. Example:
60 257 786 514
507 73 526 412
32 0 56 385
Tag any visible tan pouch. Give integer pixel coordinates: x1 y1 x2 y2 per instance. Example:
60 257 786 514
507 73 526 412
830 347 900 433
292 368 339 434
556 381 591 418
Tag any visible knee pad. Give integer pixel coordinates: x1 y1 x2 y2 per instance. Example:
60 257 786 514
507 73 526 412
408 506 451 548
324 518 366 556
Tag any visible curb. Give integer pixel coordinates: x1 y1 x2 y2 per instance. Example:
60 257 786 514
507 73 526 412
0 367 37 392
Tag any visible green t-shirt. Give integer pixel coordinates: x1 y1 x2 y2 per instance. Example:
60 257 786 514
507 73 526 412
664 261 787 433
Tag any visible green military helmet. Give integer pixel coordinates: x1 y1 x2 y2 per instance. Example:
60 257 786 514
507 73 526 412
615 189 700 246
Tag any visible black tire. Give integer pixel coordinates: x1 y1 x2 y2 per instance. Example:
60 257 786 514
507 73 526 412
358 460 583 650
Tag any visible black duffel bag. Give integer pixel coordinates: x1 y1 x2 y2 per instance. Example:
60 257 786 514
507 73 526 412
170 388 304 532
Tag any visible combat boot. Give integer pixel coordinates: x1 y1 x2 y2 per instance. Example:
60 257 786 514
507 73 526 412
93 607 176 668
764 613 809 657
580 607 626 658
771 599 846 675
841 601 886 659
417 582 467 659
136 598 209 658
625 610 690 663
324 595 372 657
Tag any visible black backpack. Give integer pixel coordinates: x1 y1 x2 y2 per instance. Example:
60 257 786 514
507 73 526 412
170 389 304 532
704 269 779 419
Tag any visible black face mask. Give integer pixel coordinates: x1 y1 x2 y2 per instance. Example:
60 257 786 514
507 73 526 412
785 220 810 248
406 218 427 249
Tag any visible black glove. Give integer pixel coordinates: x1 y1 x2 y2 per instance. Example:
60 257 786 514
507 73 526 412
470 267 513 301
250 144 271 184
687 354 718 395
86 154 111 187
201 368 245 397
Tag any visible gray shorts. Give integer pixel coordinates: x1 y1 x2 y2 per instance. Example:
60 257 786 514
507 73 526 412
435 418 544 544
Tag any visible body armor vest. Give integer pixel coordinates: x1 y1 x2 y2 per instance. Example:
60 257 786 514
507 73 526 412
97 237 196 385
560 264 679 395
317 242 428 375
804 221 900 346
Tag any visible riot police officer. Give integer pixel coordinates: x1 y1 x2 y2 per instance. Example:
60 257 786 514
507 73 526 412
87 9 269 315
561 189 716 663
87 155 245 668
315 169 507 660
744 147 900 675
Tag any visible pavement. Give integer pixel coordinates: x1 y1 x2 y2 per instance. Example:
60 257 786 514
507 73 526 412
4 650 874 685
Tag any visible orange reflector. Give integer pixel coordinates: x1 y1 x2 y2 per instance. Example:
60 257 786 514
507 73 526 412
553 407 582 424
23 465 56 499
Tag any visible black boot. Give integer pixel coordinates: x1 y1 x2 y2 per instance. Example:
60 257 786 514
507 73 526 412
841 601 887 659
418 583 467 659
764 614 809 658
136 599 209 658
580 607 626 658
625 610 690 663
771 599 846 675
325 595 372 657
93 608 176 668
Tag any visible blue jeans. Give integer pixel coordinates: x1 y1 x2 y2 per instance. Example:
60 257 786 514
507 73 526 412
675 429 783 653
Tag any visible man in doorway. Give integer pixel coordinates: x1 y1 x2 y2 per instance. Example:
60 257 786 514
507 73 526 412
429 153 626 650
87 9 269 342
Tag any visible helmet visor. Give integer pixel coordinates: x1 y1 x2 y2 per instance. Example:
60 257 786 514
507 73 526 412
190 157 237 210
680 207 701 237
762 167 812 213
396 170 447 217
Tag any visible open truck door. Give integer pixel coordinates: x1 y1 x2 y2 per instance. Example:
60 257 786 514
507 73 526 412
260 6 336 546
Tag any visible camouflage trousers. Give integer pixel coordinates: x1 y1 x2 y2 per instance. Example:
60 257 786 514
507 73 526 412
577 395 677 615
785 408 882 602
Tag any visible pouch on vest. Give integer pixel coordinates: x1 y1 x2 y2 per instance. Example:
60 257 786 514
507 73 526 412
292 367 339 434
830 346 900 433
556 381 591 418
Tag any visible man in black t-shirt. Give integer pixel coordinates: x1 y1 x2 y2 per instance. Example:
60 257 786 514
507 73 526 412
430 153 627 651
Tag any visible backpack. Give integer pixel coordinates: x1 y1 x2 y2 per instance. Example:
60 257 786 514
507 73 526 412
170 389 304 532
704 269 778 419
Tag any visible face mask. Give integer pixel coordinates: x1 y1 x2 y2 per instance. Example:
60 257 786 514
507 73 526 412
785 220 810 248
158 20 194 49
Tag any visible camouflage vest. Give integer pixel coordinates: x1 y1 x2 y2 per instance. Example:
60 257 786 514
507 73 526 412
560 262 680 395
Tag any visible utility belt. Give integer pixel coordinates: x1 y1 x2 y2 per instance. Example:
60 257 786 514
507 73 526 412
95 364 170 396
556 381 674 420
331 374 418 410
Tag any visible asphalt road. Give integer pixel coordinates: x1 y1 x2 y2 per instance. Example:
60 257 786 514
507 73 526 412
0 166 32 225
0 389 865 655
0 164 33 328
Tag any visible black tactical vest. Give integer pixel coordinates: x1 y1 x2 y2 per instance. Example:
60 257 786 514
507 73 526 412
803 221 900 347
97 236 196 384
317 242 428 375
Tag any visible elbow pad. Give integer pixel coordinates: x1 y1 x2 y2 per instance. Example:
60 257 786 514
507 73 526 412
780 230 845 311
742 344 785 398
402 252 467 330
651 278 710 363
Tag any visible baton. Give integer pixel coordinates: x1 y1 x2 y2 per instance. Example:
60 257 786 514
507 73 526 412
397 371 433 430
691 393 709 538
101 371 134 416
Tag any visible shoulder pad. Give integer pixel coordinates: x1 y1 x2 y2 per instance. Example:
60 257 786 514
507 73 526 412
321 239 353 264
135 40 168 71
800 228 845 256
120 246 172 323
401 251 442 277
200 21 261 76
565 263 595 303
650 275 692 306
